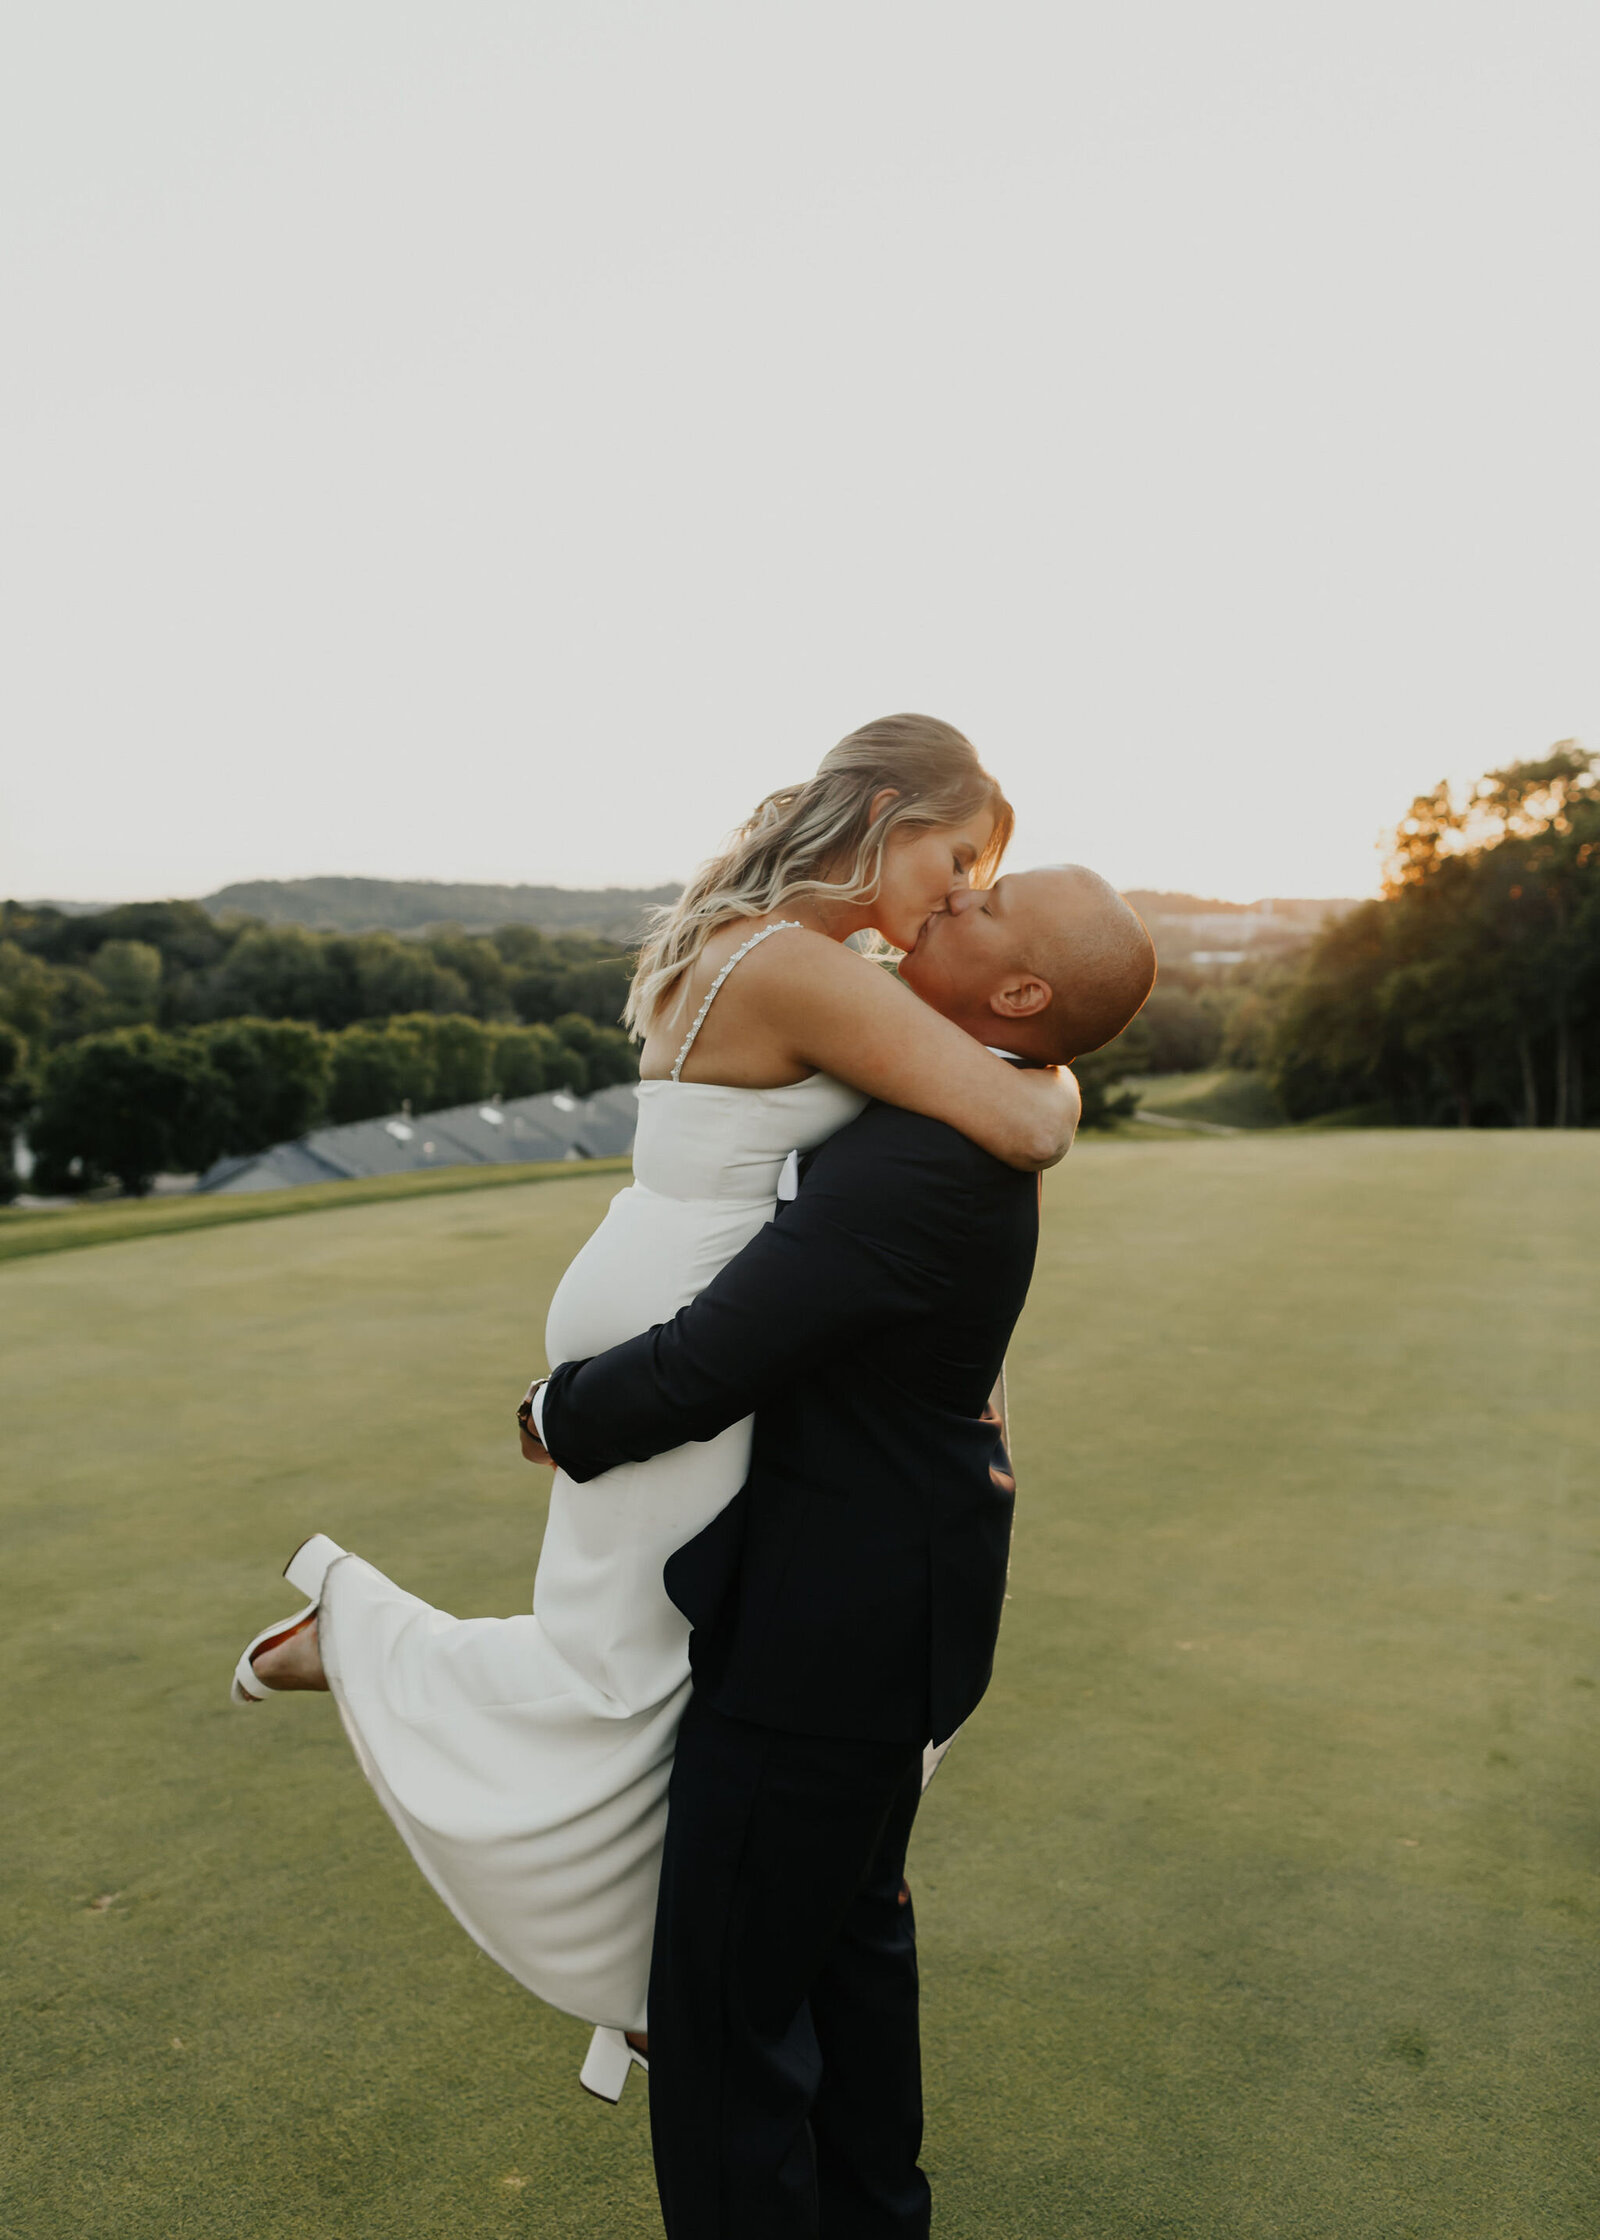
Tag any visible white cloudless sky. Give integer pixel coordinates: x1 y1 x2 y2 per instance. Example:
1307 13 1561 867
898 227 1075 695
2 1 1596 905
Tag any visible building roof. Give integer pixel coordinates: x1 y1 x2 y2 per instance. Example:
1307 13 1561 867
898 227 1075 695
197 1083 641 1195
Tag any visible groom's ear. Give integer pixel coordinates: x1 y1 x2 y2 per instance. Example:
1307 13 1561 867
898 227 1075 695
988 973 1052 1021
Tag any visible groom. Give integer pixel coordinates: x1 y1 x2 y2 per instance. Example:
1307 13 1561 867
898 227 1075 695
523 867 1154 2239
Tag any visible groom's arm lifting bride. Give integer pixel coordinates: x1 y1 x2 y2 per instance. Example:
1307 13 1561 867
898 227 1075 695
525 867 1154 2240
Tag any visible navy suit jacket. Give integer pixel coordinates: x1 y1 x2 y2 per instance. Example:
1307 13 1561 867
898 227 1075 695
541 1100 1041 1745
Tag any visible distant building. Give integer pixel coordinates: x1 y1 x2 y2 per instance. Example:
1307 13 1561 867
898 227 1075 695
198 1082 640 1195
1155 906 1287 947
1150 900 1359 974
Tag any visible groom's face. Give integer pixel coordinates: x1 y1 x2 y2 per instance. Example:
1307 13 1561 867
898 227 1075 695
899 872 1062 1044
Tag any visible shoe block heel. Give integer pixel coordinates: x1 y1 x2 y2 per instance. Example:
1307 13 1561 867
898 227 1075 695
284 1532 345 1600
579 2026 647 2102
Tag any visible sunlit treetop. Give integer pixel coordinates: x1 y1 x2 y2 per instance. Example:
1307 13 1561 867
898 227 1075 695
1386 742 1597 893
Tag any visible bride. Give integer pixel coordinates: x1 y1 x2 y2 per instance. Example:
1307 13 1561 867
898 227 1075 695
230 713 1075 2093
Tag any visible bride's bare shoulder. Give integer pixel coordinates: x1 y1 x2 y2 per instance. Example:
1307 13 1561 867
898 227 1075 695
719 923 884 1003
701 916 843 961
639 920 857 1075
695 919 890 1031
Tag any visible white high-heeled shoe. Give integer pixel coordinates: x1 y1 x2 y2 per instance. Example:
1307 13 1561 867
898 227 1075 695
579 2026 649 2102
230 1534 346 1704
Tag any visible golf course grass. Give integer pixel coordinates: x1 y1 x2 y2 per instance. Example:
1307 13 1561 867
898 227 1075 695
0 1156 633 1266
3 1133 1597 2237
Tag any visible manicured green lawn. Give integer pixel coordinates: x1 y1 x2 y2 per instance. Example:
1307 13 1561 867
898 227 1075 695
0 1155 632 1265
3 1134 1597 2237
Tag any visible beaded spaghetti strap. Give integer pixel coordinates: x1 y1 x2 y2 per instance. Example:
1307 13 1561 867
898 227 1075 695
669 920 805 1082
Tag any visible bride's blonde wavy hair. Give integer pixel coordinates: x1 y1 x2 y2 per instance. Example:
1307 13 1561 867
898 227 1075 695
626 713 1013 1037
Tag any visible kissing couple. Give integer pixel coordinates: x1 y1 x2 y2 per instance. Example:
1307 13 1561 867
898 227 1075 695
233 713 1155 2238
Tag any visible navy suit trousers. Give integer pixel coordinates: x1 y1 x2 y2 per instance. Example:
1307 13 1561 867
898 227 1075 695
647 1691 930 2240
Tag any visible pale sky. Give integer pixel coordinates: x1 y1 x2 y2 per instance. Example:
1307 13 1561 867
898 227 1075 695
3 2 1596 906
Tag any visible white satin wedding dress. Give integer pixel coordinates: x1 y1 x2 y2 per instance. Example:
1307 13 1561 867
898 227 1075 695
313 950 865 2037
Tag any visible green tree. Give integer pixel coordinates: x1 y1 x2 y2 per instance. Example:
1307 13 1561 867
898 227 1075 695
2 898 229 976
209 925 352 1026
491 1023 564 1098
1072 1048 1140 1130
0 940 66 1045
0 1023 33 1203
492 925 635 1027
1216 976 1284 1071
0 941 118 1047
1268 900 1402 1120
3 904 641 1048
194 1019 331 1152
45 964 118 1045
549 956 634 1027
31 1028 233 1194
423 932 514 1021
90 939 164 1025
325 1019 439 1126
351 934 470 1022
1109 983 1223 1075
409 1013 494 1106
3 900 235 1034
1269 743 1600 1126
1470 747 1600 1126
548 1013 639 1092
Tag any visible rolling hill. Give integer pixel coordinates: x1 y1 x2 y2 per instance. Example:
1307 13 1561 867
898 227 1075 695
199 876 682 940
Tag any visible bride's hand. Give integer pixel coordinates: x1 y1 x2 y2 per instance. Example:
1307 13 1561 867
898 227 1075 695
519 1424 555 1467
517 1386 555 1468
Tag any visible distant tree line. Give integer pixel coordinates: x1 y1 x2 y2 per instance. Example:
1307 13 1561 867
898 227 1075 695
0 903 640 1198
1081 744 1598 1131
1264 746 1599 1126
9 743 1590 1189
0 901 636 1040
1105 976 1248 1076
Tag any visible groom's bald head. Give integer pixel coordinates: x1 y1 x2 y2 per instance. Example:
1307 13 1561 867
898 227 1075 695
899 866 1155 1064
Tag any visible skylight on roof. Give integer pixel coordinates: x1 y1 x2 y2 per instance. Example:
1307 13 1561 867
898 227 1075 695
385 1120 414 1142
